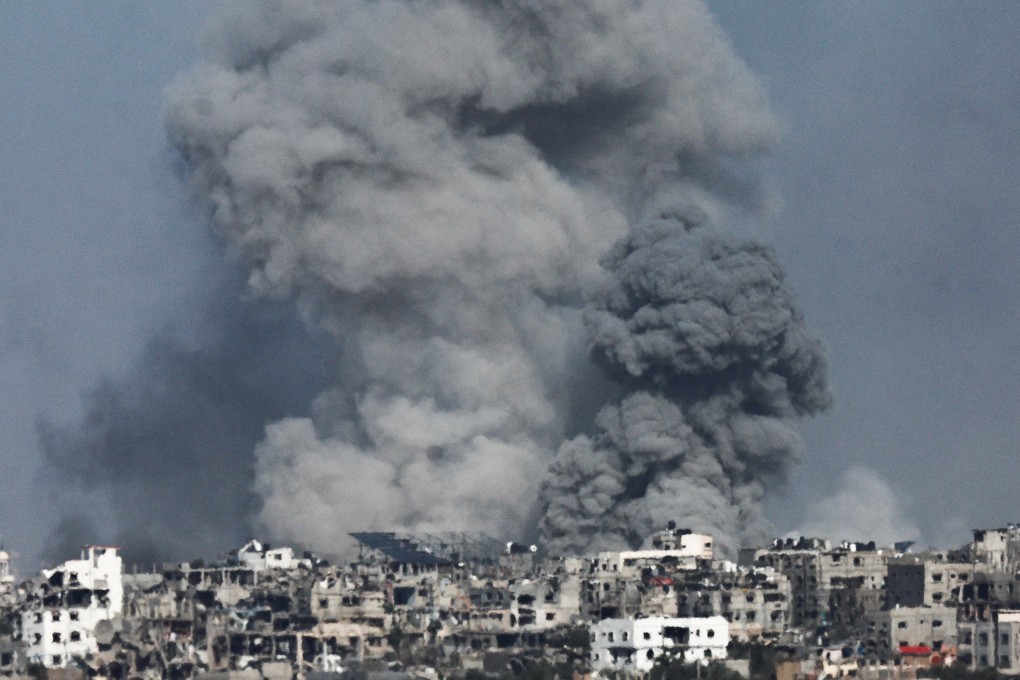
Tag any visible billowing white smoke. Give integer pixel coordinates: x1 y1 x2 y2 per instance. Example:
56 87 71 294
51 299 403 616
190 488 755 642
794 467 921 547
165 0 812 555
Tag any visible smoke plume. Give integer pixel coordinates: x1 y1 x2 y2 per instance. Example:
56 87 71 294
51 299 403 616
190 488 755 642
149 0 826 556
538 207 830 556
794 467 921 548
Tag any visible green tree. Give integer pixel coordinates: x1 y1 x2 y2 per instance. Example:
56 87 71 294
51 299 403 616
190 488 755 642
919 663 1002 680
649 658 745 680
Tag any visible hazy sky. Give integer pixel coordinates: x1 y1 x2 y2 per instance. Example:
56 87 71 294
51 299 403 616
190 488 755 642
1 1 1018 568
0 1 210 568
709 2 1020 546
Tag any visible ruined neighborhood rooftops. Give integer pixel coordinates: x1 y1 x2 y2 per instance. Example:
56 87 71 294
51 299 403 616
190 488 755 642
7 520 1020 678
350 532 504 566
350 533 451 566
769 537 831 552
839 541 879 552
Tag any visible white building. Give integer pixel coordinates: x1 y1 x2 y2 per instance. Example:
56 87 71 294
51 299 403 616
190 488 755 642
648 529 715 560
0 548 13 595
22 546 123 668
591 616 729 674
235 539 303 572
595 532 715 577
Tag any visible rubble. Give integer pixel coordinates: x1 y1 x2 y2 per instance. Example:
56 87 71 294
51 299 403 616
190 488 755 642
3 524 1020 678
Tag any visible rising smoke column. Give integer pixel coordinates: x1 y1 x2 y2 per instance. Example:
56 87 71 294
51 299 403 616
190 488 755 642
163 0 810 555
538 207 830 556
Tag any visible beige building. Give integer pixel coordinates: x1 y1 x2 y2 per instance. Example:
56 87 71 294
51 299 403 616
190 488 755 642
959 609 1020 674
679 567 791 641
887 554 973 608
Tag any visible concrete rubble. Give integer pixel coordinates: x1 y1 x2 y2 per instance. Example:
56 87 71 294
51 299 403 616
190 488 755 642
2 524 1020 678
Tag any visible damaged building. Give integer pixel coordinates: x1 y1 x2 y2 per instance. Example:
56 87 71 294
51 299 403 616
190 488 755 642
590 616 729 674
21 546 123 669
3 523 1020 677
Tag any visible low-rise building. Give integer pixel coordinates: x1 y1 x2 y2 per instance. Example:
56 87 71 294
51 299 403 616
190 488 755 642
590 616 729 674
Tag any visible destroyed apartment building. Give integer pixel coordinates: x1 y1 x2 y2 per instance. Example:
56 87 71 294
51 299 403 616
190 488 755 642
4 523 1020 678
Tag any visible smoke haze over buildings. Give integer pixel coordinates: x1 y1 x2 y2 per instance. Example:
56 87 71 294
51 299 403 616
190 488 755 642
793 466 922 549
14 2 1018 567
147 0 825 557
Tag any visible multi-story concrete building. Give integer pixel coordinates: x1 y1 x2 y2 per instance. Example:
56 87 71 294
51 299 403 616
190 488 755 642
590 616 729 673
959 609 1020 674
968 527 1020 572
863 605 957 656
745 538 828 628
828 575 885 640
817 543 889 632
678 567 791 641
593 528 713 578
21 546 123 668
886 553 972 608
750 539 893 634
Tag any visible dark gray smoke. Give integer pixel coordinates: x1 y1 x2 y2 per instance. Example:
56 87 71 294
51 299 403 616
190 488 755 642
538 207 830 556
38 271 332 566
101 0 829 558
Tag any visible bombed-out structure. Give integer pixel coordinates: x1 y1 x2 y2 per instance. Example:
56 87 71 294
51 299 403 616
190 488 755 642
1 524 1020 678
